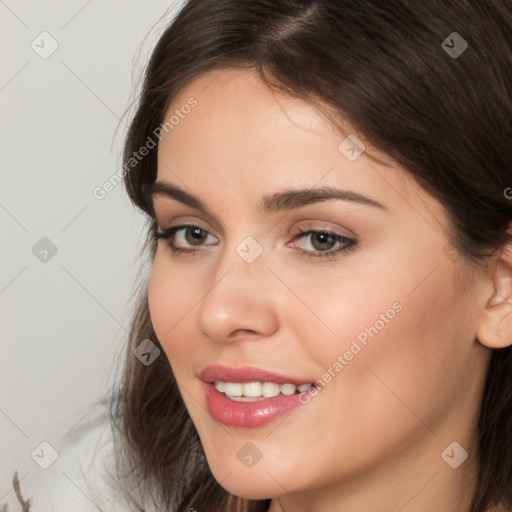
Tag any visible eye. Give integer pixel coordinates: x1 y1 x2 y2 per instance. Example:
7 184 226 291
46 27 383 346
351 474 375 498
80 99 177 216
153 224 218 254
153 223 357 260
289 228 357 259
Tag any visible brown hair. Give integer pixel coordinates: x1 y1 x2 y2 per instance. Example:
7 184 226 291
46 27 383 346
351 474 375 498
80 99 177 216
8 1 511 511
116 0 512 510
114 1 512 510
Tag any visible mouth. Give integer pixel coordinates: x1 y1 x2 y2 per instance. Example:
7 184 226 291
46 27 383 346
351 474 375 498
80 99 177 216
213 380 315 401
199 364 316 386
200 365 318 427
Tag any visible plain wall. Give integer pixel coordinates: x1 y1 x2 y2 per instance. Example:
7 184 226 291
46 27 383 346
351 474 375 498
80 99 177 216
0 0 186 499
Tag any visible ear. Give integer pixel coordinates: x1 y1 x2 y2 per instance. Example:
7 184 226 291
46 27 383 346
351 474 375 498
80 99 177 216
476 225 512 349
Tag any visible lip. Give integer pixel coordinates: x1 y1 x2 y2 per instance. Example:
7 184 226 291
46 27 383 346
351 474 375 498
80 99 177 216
204 382 310 427
199 365 314 386
200 365 316 427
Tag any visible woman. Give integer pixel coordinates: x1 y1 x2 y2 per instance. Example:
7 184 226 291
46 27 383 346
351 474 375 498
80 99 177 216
6 0 512 510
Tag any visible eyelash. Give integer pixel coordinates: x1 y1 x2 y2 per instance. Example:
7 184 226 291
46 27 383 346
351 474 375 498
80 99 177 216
152 224 357 259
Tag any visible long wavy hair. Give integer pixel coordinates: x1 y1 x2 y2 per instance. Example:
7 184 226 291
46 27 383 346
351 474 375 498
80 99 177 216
13 1 511 511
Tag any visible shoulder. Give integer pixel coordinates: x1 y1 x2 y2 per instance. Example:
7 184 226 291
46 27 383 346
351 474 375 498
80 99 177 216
0 402 137 512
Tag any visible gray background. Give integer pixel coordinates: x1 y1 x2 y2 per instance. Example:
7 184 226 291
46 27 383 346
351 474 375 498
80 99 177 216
0 0 186 498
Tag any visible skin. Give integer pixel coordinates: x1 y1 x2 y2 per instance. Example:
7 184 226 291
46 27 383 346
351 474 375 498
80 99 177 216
147 67 512 512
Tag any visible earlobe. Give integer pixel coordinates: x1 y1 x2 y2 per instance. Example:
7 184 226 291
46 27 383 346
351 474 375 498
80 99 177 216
477 228 512 349
477 301 512 349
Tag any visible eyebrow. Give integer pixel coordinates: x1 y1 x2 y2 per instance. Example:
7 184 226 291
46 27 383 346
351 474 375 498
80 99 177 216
147 181 388 216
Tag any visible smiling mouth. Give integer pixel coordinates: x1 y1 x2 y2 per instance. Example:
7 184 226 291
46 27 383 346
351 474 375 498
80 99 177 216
214 380 315 401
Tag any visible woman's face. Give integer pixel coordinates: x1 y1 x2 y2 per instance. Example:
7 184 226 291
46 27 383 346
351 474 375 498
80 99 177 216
148 68 493 508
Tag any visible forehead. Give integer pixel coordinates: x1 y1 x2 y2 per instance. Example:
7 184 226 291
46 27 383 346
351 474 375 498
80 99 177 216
156 67 440 227
169 67 334 134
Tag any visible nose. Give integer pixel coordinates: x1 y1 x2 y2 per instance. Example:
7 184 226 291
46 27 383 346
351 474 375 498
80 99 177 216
196 242 280 344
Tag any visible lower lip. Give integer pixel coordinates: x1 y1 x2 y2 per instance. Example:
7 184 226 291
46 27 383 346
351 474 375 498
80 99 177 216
204 382 310 427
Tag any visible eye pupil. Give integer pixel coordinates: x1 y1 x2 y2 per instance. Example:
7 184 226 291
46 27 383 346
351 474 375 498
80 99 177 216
186 227 207 245
312 232 335 251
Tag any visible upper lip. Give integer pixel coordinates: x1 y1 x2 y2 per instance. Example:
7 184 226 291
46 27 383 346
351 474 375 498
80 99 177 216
200 365 314 385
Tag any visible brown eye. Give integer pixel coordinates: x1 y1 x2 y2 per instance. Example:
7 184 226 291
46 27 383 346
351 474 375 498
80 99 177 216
153 224 218 254
185 227 209 246
310 232 337 251
290 228 357 259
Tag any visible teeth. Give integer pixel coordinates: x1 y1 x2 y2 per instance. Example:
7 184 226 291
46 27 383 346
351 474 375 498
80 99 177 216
223 382 242 396
228 396 267 402
262 382 281 397
213 381 314 399
280 383 297 396
242 382 262 397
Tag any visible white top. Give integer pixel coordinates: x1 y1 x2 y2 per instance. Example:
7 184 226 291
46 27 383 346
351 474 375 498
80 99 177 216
1 402 144 512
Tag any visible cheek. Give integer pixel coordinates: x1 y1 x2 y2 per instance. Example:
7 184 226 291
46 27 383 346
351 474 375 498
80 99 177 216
148 256 172 338
267 252 414 371
315 254 469 441
283 242 467 422
147 254 199 362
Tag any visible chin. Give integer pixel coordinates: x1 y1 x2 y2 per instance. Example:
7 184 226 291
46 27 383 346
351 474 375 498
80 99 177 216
219 482 273 501
209 465 284 500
